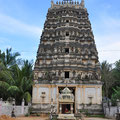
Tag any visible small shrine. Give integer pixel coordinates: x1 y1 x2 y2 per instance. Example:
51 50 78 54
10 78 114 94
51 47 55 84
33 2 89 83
58 87 76 120
59 87 74 114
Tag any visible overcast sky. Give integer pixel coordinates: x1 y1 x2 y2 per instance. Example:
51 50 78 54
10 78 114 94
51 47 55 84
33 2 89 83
0 0 120 64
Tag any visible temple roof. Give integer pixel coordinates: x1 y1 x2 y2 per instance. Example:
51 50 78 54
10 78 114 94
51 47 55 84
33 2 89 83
61 87 72 94
59 87 74 103
51 0 85 9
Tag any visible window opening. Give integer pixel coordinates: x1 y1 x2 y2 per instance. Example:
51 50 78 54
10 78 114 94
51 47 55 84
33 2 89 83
66 20 69 23
65 71 69 78
66 32 69 36
65 48 69 53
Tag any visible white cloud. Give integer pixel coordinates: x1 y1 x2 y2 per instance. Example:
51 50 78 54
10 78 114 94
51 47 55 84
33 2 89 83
0 14 42 37
94 16 120 63
98 41 120 64
0 37 10 44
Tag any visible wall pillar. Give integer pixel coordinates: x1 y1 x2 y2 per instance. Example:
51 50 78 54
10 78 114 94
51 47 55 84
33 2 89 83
80 87 83 104
21 99 25 115
37 86 39 103
83 86 85 104
60 104 62 114
95 87 98 104
57 86 59 114
71 104 73 114
0 98 2 115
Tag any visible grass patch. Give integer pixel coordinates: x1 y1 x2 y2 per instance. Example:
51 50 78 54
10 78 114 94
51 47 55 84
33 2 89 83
25 113 30 117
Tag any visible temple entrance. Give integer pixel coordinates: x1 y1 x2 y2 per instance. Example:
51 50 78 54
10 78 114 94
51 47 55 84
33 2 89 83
62 104 70 114
58 87 75 114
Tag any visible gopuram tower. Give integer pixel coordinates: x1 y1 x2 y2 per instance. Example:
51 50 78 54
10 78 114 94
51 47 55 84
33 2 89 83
32 0 102 116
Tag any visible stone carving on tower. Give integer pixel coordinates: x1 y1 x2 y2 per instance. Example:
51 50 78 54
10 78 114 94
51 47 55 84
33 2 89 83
34 0 101 85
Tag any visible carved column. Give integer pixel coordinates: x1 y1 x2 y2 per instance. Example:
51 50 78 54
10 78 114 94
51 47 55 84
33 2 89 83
71 104 73 114
60 104 62 114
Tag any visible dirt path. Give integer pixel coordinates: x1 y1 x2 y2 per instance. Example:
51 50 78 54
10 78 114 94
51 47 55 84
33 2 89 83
85 118 114 120
15 117 115 120
16 117 48 120
0 115 114 120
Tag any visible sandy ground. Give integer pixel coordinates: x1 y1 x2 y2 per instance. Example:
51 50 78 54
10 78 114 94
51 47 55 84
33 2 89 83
85 118 114 120
15 116 114 120
16 116 48 120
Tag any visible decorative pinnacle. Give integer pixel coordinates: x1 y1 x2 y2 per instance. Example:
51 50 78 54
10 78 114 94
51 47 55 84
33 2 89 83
81 0 85 7
51 0 54 7
63 0 73 2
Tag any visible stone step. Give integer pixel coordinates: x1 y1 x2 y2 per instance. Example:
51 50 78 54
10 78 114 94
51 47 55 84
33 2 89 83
57 114 76 120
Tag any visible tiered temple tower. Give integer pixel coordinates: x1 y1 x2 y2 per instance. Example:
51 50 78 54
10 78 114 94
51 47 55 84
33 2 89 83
32 0 102 115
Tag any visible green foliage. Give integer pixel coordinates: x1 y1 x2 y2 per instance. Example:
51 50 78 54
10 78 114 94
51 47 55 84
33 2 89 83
100 60 120 103
100 61 114 97
0 48 33 104
36 113 40 116
51 118 57 120
112 60 120 88
0 81 10 89
7 86 20 96
0 48 20 68
111 87 120 105
23 92 31 103
25 113 30 117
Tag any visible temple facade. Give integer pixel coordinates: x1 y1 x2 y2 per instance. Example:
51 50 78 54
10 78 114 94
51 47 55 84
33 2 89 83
32 0 102 115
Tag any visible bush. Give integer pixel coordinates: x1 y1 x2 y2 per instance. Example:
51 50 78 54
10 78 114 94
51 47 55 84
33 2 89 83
36 113 40 116
25 113 30 117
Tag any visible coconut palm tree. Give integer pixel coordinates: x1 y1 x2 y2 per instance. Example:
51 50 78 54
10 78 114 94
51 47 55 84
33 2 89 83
113 60 120 83
0 48 33 104
0 48 20 68
0 48 20 99
100 61 114 98
111 86 120 105
0 62 12 99
8 60 33 104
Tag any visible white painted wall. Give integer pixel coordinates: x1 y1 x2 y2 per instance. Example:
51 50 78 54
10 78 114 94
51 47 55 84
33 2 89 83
39 87 50 103
97 87 102 104
32 87 37 103
32 85 102 105
85 88 96 104
32 86 50 103
77 88 81 103
52 87 57 103
0 105 28 116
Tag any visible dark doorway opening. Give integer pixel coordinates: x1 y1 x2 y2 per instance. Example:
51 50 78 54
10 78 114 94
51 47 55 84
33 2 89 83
65 48 69 53
66 20 69 23
65 71 69 78
62 104 70 114
66 32 69 36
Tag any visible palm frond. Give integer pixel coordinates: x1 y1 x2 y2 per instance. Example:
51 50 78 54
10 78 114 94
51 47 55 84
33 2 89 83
23 92 31 103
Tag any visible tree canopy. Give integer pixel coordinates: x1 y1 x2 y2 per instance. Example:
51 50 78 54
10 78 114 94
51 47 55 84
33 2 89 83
0 48 33 105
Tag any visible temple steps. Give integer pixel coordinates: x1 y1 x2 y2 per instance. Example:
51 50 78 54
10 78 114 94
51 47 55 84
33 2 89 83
57 114 76 120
